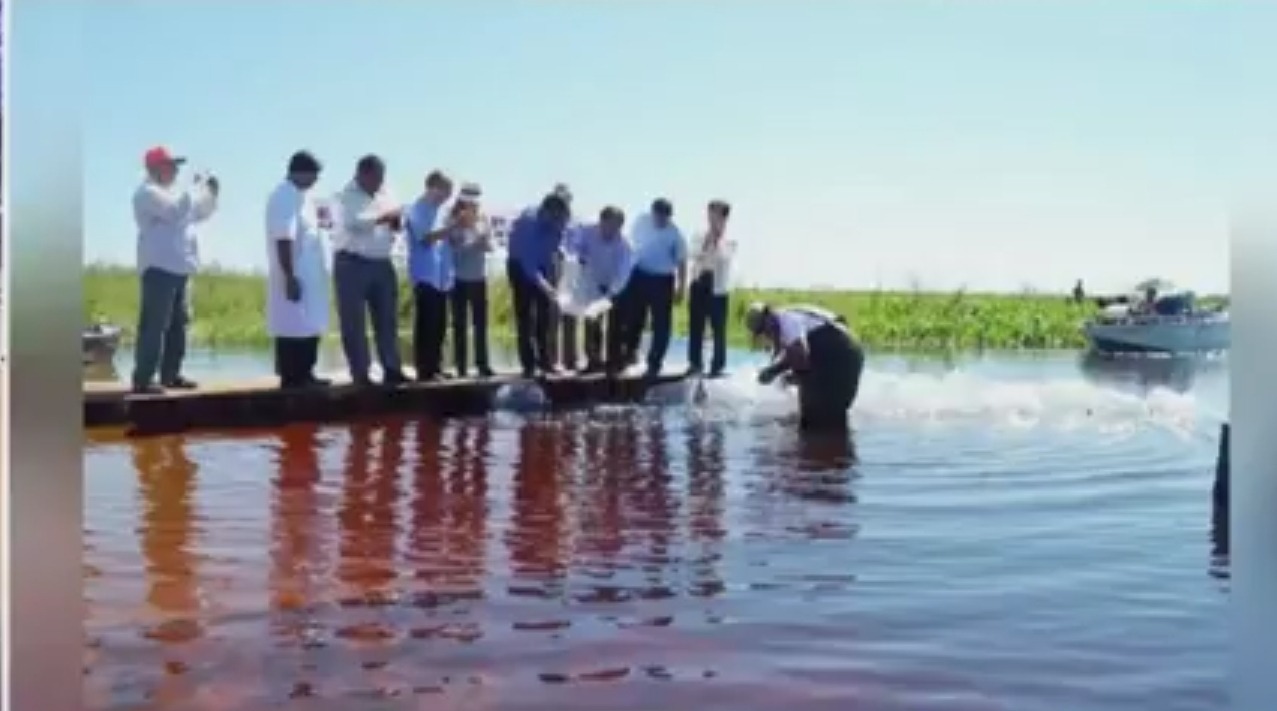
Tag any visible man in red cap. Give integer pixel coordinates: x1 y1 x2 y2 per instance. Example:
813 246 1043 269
130 145 219 394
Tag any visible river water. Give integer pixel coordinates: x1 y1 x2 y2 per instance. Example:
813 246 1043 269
83 347 1229 711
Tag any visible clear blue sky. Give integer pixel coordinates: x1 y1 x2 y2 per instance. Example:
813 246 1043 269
78 2 1271 293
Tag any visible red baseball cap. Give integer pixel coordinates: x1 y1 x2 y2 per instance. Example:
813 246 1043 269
143 146 186 169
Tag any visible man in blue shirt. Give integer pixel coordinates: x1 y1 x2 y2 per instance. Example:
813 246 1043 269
403 170 456 380
506 193 571 377
625 198 688 378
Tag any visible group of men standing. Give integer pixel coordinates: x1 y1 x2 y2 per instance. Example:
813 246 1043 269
129 146 738 394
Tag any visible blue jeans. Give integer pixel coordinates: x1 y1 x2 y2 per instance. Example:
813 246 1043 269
131 267 190 388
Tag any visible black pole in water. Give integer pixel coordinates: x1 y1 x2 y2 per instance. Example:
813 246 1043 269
1213 422 1229 510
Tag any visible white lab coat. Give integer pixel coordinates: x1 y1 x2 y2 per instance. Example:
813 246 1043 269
265 180 330 338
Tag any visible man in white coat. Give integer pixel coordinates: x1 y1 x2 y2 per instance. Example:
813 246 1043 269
265 150 330 388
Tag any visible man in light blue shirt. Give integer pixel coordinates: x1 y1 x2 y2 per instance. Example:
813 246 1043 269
625 198 688 377
403 170 455 380
505 193 571 377
573 206 633 373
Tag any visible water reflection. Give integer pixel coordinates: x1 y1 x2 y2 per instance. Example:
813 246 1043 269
684 420 726 598
135 438 204 645
1077 352 1224 395
506 417 571 600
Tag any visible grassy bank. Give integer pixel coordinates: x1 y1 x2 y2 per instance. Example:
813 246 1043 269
86 264 1105 350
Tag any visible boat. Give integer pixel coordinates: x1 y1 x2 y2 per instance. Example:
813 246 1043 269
83 321 123 365
1081 279 1229 355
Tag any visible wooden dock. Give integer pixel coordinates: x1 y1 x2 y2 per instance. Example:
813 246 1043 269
84 368 689 435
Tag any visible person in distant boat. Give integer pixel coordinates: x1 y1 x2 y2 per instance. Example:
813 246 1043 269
506 193 572 378
572 206 634 373
331 154 409 386
402 170 456 381
131 145 219 394
745 301 864 433
625 198 689 378
448 182 496 378
1072 279 1085 304
686 199 735 378
265 150 329 389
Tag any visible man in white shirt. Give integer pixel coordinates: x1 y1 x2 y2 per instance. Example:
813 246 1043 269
745 301 865 433
625 198 688 378
130 145 219 394
571 206 633 373
330 154 408 386
686 199 736 378
265 150 329 389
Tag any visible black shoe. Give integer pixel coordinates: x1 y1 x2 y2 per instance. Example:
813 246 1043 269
643 366 662 380
476 365 496 378
161 376 198 390
521 367 536 379
582 361 605 374
382 370 410 386
306 375 332 387
540 364 560 376
686 364 703 377
707 367 726 379
455 368 468 379
130 383 165 395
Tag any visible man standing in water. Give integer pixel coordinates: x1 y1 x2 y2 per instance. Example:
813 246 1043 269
745 302 865 433
131 146 219 394
626 198 688 378
506 193 571 378
331 154 409 386
403 170 456 381
265 151 330 389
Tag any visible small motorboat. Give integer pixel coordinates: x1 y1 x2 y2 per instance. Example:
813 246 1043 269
1082 279 1229 355
83 321 123 365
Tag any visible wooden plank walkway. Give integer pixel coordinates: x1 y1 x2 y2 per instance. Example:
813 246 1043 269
84 367 689 436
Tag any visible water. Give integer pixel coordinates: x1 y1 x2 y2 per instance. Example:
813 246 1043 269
83 349 1229 710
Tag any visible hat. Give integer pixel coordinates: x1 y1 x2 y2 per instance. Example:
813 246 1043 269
458 182 482 201
744 301 769 335
143 146 185 169
287 150 322 174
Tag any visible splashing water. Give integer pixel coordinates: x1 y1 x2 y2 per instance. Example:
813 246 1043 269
493 381 550 412
686 365 1214 439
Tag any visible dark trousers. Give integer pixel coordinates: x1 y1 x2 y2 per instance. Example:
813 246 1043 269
507 260 553 373
131 267 190 388
450 278 490 374
796 324 865 432
333 251 403 381
687 272 728 373
583 299 626 369
625 268 676 372
275 336 320 388
413 282 449 377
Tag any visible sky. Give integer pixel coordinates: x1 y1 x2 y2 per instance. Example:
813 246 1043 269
66 2 1274 293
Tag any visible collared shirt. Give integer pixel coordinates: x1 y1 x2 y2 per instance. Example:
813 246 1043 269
629 212 687 276
573 223 634 296
775 305 842 348
691 231 736 295
331 180 399 260
451 217 493 283
404 196 452 289
133 179 218 276
507 212 564 282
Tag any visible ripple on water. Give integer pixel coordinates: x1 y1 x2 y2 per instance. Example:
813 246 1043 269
83 360 1227 710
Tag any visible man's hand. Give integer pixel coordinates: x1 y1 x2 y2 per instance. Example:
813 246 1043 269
757 368 776 386
377 208 403 228
537 277 557 298
284 275 303 303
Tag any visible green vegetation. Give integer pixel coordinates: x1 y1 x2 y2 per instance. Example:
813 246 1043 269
85 263 1149 351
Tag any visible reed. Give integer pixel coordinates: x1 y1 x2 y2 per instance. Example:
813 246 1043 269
85 263 1151 351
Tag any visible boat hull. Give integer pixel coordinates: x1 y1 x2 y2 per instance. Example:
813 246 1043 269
1083 316 1229 355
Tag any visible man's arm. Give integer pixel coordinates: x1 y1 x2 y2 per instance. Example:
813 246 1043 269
606 239 635 296
759 341 807 383
191 180 219 223
266 191 301 294
134 184 194 226
339 189 383 233
672 227 689 295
